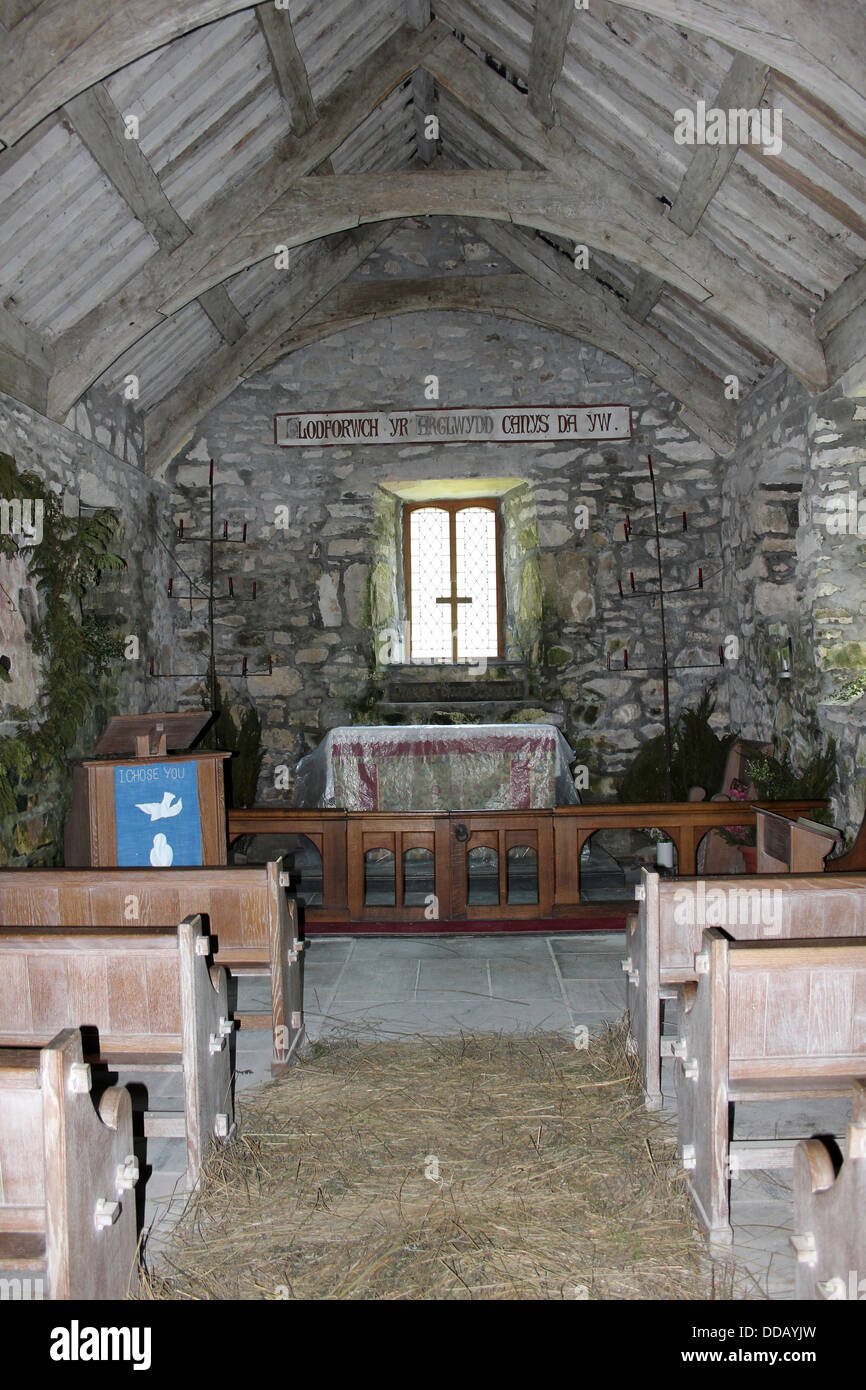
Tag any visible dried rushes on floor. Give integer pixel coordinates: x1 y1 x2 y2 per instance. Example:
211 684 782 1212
139 1018 716 1301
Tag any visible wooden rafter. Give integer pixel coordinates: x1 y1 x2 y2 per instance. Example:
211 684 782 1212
0 300 53 412
421 37 825 388
0 0 257 148
46 20 448 418
61 83 247 348
627 52 769 324
145 222 402 476
470 219 736 451
527 0 574 128
603 0 866 134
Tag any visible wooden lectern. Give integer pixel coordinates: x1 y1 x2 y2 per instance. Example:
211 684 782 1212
65 712 229 867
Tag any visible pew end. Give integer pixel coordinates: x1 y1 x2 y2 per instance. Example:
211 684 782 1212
791 1080 866 1300
0 1029 139 1300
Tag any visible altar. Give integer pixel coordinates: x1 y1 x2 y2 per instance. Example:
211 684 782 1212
292 724 580 811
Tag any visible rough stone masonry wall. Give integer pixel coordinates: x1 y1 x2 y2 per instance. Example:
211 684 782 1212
0 388 171 864
721 366 866 839
168 232 730 805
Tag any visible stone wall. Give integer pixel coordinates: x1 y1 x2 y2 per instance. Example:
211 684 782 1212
721 367 866 840
0 390 171 863
167 221 730 804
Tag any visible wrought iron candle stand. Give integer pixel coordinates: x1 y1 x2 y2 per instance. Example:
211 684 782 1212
606 454 727 801
147 460 271 745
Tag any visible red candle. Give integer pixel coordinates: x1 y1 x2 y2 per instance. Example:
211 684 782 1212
682 511 687 531
618 577 623 596
252 581 257 600
228 577 234 597
624 650 629 669
242 656 247 676
698 567 703 589
242 523 247 542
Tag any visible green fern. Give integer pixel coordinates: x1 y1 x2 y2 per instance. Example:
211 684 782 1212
0 451 126 838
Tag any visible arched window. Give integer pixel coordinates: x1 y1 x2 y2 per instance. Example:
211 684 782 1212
405 500 503 663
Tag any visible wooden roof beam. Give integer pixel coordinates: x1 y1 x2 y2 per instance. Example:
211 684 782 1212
0 0 257 149
470 218 737 452
145 222 401 476
146 259 737 477
0 300 53 411
422 36 825 389
46 19 448 418
603 0 866 135
527 0 574 128
62 83 247 349
628 52 768 323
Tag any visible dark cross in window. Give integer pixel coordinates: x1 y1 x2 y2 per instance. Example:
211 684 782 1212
435 583 472 662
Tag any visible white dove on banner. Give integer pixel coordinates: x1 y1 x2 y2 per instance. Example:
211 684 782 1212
135 791 183 822
149 833 173 866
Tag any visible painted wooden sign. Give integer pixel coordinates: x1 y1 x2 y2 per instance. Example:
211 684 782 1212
275 404 632 447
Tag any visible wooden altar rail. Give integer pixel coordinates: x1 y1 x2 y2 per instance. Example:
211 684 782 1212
227 801 827 923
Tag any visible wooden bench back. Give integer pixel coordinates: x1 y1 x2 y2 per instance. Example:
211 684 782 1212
0 1050 45 1221
707 929 866 1082
0 925 192 1054
0 863 288 957
650 870 866 978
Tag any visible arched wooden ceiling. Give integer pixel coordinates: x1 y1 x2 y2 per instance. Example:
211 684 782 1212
1 0 864 473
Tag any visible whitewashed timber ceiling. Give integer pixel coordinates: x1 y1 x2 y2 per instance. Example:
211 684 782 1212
0 0 864 469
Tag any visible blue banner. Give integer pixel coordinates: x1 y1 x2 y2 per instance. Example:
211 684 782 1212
114 761 203 867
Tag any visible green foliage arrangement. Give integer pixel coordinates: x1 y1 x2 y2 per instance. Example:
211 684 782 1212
0 452 125 818
212 681 264 807
618 685 738 803
745 736 838 816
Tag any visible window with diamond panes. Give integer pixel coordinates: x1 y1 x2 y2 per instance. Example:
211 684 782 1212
405 501 503 662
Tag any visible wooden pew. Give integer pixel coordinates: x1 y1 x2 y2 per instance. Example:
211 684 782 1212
791 1081 866 1300
675 929 866 1244
0 1028 139 1300
624 868 866 1109
0 917 233 1188
0 860 303 1070
755 807 841 873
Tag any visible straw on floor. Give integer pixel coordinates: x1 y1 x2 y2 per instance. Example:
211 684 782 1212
140 1019 721 1300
